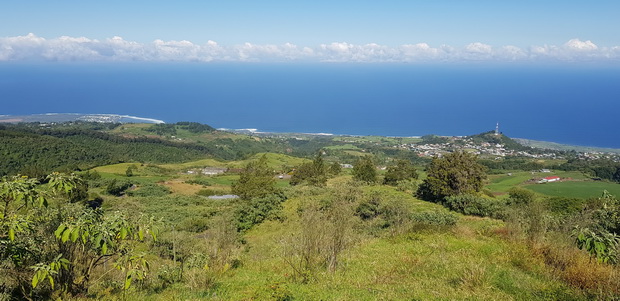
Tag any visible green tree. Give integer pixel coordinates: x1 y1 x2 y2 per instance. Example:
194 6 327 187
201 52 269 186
329 162 342 175
416 151 486 202
290 153 328 187
352 156 377 184
383 159 418 186
125 165 134 177
232 155 279 200
106 179 133 196
0 173 157 298
507 187 536 206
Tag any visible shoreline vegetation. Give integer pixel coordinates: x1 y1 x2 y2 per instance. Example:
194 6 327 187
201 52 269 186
1 113 619 153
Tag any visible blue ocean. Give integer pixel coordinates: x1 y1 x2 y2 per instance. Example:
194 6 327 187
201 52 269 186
1 62 619 148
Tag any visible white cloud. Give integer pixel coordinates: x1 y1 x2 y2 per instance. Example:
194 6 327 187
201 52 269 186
564 39 598 51
399 43 444 61
496 45 528 61
0 34 618 63
462 42 494 60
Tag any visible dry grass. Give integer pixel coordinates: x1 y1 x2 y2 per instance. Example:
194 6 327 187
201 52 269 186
160 180 205 195
533 242 620 297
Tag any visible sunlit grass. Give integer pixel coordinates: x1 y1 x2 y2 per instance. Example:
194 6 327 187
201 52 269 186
525 181 620 199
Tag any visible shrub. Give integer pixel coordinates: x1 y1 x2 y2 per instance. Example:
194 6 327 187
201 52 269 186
411 210 459 226
444 194 506 218
396 178 418 193
105 178 133 196
379 198 412 232
179 217 211 232
185 177 212 187
355 194 382 220
196 189 218 197
86 193 104 209
546 197 586 217
126 183 171 197
235 194 286 232
506 201 551 243
283 196 355 281
290 153 327 187
383 159 418 186
507 187 536 206
232 155 280 200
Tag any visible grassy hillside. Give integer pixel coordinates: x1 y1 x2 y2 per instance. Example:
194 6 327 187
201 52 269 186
4 123 620 300
93 176 586 300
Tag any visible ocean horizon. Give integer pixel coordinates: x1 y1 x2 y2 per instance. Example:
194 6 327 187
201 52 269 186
1 62 619 148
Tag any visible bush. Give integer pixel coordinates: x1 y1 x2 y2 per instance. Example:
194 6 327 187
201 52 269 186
508 187 536 206
396 178 418 192
105 178 133 196
196 189 218 197
355 194 382 220
86 193 103 209
411 210 459 226
383 159 418 186
185 177 212 187
126 183 171 197
379 198 412 230
235 194 286 232
180 216 211 232
546 197 586 216
79 169 101 180
444 194 506 218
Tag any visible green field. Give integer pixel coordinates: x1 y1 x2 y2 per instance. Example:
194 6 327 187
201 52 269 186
324 143 361 150
486 172 534 194
486 171 590 195
525 181 620 199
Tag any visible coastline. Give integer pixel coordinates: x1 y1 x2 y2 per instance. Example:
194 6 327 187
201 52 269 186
2 113 620 153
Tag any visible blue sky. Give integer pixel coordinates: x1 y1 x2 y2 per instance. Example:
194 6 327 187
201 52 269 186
1 1 619 62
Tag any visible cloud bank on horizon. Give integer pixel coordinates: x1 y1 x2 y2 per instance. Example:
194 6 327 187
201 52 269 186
1 33 618 63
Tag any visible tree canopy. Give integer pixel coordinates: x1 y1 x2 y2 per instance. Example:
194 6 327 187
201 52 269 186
416 151 486 202
383 159 418 186
231 155 279 200
352 156 377 184
290 153 328 187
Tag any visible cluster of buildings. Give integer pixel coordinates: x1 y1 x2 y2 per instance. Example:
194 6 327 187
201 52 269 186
397 138 561 159
574 151 620 161
185 167 227 176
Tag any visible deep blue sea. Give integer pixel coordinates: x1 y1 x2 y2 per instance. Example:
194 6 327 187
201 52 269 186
1 62 619 148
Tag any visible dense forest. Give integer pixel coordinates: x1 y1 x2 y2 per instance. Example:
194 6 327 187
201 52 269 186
0 122 286 177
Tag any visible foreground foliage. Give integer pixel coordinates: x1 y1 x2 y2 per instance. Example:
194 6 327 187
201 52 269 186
0 173 157 300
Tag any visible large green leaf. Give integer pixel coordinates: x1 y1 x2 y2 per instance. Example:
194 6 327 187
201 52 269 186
70 228 79 242
61 227 71 242
54 224 66 238
124 275 132 290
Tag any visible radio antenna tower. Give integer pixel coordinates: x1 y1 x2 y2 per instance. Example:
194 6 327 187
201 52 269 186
495 122 500 136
